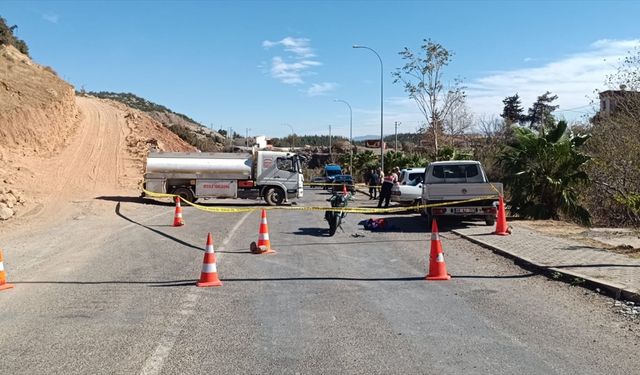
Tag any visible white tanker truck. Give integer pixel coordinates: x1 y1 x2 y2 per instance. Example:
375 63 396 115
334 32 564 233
142 150 304 205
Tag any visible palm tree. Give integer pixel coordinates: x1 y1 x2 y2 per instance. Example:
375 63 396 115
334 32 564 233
498 120 591 225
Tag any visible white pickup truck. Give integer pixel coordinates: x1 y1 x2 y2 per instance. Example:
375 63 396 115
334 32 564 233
420 161 502 225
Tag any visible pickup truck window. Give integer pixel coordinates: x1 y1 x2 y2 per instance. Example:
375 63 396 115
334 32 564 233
432 165 479 179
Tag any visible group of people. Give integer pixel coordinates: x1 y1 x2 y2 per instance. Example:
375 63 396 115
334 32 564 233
366 167 401 208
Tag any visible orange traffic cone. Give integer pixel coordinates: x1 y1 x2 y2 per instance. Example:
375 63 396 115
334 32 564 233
0 249 15 291
173 196 184 227
255 209 276 254
494 196 509 236
425 219 451 281
197 233 222 287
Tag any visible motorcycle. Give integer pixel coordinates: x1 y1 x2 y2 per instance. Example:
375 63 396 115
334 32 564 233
325 189 350 236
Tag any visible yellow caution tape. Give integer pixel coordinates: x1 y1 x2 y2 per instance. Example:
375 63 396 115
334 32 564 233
141 188 499 214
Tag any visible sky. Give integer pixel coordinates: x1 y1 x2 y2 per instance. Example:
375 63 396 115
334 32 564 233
3 0 640 138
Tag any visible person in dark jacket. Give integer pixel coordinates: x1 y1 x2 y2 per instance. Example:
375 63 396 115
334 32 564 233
378 167 399 208
368 169 379 199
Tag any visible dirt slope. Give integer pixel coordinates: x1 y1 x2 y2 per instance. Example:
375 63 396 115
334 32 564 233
0 45 195 229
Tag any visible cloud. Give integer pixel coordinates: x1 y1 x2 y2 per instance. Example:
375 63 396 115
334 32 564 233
269 56 321 85
305 82 337 96
262 37 315 58
262 36 322 85
466 39 640 119
42 13 59 24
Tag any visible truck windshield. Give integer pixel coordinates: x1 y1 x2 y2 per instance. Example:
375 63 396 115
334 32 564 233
276 157 295 173
326 169 341 177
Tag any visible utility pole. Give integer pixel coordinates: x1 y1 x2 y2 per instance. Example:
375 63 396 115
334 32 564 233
329 124 332 163
394 121 401 152
245 128 251 148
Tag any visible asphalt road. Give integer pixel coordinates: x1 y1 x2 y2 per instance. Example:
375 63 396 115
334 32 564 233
1 189 639 374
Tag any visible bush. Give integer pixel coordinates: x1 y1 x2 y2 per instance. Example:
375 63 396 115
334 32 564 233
0 16 29 56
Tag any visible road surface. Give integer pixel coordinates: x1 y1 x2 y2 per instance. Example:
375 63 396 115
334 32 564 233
1 189 638 374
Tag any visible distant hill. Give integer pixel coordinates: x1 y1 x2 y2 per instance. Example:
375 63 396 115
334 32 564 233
82 91 225 152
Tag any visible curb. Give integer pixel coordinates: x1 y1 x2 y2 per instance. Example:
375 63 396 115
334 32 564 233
452 230 640 303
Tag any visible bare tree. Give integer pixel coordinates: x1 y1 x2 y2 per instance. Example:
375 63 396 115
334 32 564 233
443 100 473 145
585 45 640 225
392 39 465 156
477 115 506 139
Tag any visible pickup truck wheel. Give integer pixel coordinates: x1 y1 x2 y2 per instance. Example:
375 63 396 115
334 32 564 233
265 187 285 206
172 187 195 203
485 216 495 226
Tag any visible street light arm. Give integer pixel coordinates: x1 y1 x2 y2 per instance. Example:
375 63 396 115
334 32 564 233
353 44 384 172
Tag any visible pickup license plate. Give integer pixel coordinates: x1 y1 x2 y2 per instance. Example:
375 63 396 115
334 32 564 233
454 208 476 214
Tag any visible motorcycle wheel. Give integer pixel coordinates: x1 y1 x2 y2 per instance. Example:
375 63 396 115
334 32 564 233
328 213 338 236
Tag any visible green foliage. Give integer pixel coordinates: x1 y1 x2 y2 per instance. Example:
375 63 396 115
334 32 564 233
84 91 201 125
382 151 429 174
437 146 473 161
525 91 559 130
0 16 29 56
169 125 221 152
271 134 348 147
349 150 378 180
614 193 640 215
501 94 524 125
498 120 592 225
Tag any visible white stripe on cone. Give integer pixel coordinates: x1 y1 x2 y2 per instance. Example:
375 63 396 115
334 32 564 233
431 233 440 241
259 233 269 240
205 245 214 253
261 218 268 224
436 253 444 262
0 262 4 272
202 263 218 273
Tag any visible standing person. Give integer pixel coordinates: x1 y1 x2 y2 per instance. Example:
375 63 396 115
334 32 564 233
368 169 379 200
378 167 399 208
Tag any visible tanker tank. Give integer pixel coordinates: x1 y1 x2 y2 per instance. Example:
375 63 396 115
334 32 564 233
145 152 253 178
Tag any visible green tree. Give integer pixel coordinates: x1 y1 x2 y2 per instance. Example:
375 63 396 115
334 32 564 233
501 94 524 125
0 16 29 56
525 92 559 130
392 39 465 156
498 120 591 224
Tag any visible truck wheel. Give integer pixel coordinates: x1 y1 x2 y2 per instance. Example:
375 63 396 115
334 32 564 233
265 187 285 206
485 216 495 226
172 187 195 203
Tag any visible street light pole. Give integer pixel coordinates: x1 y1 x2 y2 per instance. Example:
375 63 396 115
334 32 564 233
245 128 251 148
283 123 295 149
394 121 401 152
334 99 353 173
353 44 384 172
328 124 332 163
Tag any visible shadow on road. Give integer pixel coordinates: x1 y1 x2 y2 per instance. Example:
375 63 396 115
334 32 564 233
220 276 426 282
292 227 331 237
275 239 428 247
12 279 197 287
96 195 173 206
114 202 201 251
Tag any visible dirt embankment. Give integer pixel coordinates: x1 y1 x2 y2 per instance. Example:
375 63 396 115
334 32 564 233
0 45 195 226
